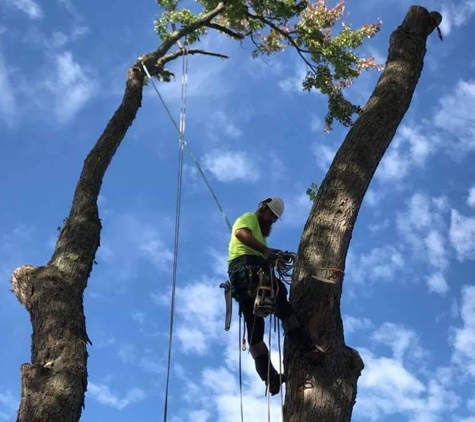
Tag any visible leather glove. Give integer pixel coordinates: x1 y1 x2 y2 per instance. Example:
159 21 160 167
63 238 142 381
263 247 281 263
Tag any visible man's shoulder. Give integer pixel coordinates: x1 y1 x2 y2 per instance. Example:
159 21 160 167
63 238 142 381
234 212 257 226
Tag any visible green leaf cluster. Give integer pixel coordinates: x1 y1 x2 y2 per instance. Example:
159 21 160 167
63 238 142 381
154 0 382 130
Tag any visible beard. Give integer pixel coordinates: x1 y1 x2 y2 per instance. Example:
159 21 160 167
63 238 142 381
261 222 273 237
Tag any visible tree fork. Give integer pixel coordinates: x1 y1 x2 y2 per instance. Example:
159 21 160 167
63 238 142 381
284 6 442 422
9 3 228 420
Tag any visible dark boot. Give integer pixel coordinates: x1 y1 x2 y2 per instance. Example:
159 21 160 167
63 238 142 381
250 342 285 396
282 316 329 364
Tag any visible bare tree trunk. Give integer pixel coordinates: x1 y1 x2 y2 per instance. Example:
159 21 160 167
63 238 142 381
284 6 442 422
9 4 227 421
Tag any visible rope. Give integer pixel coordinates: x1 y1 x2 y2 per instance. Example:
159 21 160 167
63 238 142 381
277 318 284 421
267 320 272 422
273 252 344 285
141 63 232 231
163 47 189 422
239 314 244 422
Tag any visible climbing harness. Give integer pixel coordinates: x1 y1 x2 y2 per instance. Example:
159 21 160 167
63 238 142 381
253 267 277 318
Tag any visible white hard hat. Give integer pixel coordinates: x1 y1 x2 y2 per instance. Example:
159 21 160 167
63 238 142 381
260 197 284 218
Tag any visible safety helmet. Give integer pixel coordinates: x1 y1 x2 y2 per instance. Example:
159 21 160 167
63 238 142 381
260 197 284 218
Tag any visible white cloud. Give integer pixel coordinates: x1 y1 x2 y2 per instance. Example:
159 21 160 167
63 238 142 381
377 125 434 182
46 51 96 123
312 143 337 172
451 286 475 378
397 193 449 262
372 323 421 361
188 410 211 422
132 312 145 325
203 150 260 183
206 111 241 141
2 0 43 19
346 245 404 286
344 316 374 335
364 189 384 208
468 186 475 208
0 224 35 280
368 218 389 233
449 210 475 261
433 80 475 156
0 48 17 127
427 272 449 295
26 26 89 50
440 1 475 36
0 391 17 411
278 63 307 94
280 192 312 228
425 230 449 271
355 322 460 421
206 247 228 276
268 153 289 182
88 382 145 410
154 277 226 355
310 116 323 132
98 213 173 281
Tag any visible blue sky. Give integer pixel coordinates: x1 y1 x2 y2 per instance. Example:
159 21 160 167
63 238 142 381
1 0 475 421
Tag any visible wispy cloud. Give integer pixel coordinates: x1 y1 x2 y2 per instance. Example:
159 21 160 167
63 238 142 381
131 312 146 325
2 0 43 19
278 62 307 94
433 80 475 157
0 224 35 280
46 51 96 123
427 272 449 295
98 213 173 276
467 186 475 208
449 210 475 261
87 382 145 410
205 111 242 142
451 286 475 378
346 245 405 286
440 1 475 36
175 278 224 355
0 391 18 411
203 149 260 183
397 193 451 294
312 142 338 173
0 47 17 128
344 315 374 335
377 125 434 182
280 192 312 228
354 321 461 421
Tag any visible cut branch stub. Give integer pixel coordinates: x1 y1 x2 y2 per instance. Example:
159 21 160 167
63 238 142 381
11 264 36 309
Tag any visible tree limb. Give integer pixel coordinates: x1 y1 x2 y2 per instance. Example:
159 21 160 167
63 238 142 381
159 48 229 67
140 2 226 75
205 23 245 39
246 11 318 74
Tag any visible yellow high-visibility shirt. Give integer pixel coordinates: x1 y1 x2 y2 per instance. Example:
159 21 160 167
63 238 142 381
228 212 266 263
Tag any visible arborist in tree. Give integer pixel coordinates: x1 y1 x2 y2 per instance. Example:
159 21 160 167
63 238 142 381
227 197 328 396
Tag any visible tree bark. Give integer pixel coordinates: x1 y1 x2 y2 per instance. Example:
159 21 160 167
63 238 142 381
9 4 226 421
284 6 442 422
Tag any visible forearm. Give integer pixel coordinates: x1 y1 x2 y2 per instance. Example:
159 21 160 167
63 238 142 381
235 229 267 254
